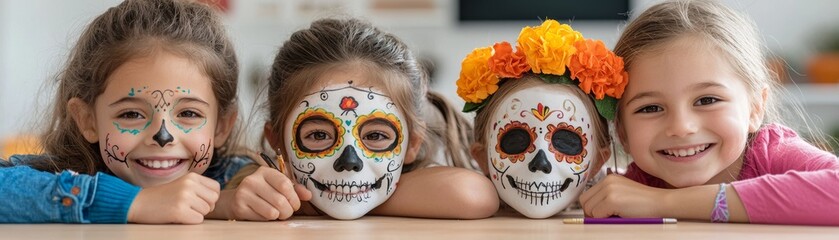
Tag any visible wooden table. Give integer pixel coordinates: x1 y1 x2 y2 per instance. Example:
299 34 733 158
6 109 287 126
3 211 838 240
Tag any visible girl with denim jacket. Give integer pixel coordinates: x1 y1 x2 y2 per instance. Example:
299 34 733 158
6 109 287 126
0 0 253 224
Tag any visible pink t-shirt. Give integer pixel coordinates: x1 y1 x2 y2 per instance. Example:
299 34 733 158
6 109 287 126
624 124 839 225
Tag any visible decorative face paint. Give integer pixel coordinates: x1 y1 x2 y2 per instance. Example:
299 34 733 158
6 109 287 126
486 84 597 218
93 52 220 187
285 81 408 220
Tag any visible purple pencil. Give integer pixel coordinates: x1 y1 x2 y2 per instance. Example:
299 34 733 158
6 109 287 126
563 218 678 224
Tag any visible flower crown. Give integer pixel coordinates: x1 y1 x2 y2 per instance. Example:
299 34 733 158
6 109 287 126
455 20 628 120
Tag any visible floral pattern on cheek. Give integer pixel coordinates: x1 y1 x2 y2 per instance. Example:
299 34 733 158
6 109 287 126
495 121 536 163
546 122 588 165
352 110 404 159
291 108 345 159
103 133 129 168
190 139 212 169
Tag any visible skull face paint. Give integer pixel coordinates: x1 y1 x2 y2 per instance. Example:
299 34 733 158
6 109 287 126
285 82 407 220
486 84 596 218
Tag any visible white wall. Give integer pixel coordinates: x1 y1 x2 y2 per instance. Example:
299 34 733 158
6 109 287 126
2 0 838 142
0 0 121 140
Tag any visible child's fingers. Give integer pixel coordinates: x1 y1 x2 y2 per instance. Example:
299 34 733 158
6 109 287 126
263 170 301 210
589 201 618 218
247 199 282 220
295 184 312 202
578 180 603 205
579 183 607 217
190 194 214 215
195 173 222 192
193 174 221 213
253 184 296 217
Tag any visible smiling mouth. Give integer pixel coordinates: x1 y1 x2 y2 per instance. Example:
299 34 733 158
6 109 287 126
506 175 573 206
659 144 714 157
310 175 387 203
135 159 186 170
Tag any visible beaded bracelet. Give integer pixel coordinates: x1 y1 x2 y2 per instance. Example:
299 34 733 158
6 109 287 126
711 183 730 223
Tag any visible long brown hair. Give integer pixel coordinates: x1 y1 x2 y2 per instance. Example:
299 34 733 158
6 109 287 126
34 0 239 174
265 18 476 170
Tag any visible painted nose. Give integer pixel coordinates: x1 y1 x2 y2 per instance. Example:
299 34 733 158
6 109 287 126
334 145 364 172
152 119 174 147
528 149 552 174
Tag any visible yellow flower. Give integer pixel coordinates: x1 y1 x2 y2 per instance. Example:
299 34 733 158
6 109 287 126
517 19 583 76
456 47 499 103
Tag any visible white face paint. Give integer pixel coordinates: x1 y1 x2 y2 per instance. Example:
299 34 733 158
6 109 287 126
486 84 596 218
284 82 407 220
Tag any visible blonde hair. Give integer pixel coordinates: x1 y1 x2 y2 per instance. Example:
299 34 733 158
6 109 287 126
473 75 611 169
614 0 833 152
265 18 476 170
34 0 240 174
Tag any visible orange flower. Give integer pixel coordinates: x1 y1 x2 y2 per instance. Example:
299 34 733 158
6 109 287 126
517 20 583 76
456 47 499 103
489 42 530 78
569 39 629 99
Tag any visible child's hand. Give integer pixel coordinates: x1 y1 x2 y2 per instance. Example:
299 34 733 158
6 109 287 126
127 172 221 224
579 174 668 218
212 166 312 221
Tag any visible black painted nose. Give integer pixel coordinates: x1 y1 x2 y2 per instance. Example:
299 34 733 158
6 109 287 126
153 120 174 147
528 150 552 174
334 145 364 172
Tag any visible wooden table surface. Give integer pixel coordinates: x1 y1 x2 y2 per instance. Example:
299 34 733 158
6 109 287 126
3 210 837 240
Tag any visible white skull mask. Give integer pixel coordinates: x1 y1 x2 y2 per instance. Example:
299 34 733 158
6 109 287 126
284 82 408 220
486 84 597 218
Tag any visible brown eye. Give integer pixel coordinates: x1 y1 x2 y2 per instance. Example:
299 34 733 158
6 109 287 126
296 117 338 153
177 110 203 118
352 110 405 159
290 108 346 159
358 119 398 152
118 111 145 119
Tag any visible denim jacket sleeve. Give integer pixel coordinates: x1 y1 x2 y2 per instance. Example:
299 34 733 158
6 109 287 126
0 165 141 223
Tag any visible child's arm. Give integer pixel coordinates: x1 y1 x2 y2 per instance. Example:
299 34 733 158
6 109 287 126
579 174 749 222
729 124 839 225
369 166 499 219
207 164 311 221
0 166 140 223
731 169 839 225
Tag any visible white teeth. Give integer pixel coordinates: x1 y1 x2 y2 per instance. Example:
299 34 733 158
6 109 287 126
138 159 180 169
664 144 710 157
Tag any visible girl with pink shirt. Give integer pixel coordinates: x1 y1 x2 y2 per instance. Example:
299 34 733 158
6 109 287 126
580 0 839 225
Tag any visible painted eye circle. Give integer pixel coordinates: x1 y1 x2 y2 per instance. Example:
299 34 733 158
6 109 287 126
494 121 536 163
297 117 338 152
291 108 345 159
500 129 532 154
352 110 404 159
546 123 588 165
551 128 583 156
358 119 398 152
